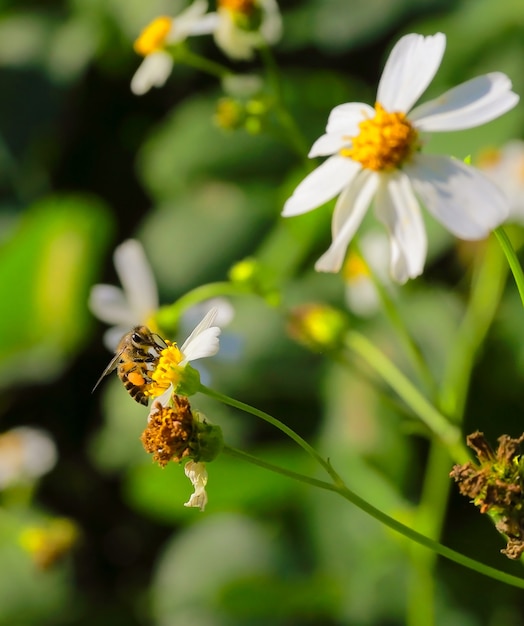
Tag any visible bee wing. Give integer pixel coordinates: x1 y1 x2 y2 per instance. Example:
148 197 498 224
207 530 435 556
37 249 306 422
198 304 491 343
92 350 124 394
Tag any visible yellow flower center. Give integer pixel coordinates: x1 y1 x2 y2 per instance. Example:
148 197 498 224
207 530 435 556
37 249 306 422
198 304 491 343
145 342 185 398
218 0 257 15
340 102 419 172
134 16 173 57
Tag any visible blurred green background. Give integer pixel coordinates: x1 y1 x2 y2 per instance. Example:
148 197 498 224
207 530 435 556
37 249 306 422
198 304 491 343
2 0 524 624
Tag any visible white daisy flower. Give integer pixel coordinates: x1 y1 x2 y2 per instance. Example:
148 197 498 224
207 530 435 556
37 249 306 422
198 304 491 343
145 306 222 404
131 1 217 95
210 0 282 61
184 460 208 511
282 33 519 283
89 239 159 350
477 141 524 225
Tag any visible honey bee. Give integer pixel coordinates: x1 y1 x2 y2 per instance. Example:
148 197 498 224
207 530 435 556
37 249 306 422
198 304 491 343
93 326 168 405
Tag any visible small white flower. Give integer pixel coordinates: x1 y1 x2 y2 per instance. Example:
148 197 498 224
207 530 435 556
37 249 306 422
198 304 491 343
210 0 282 61
89 239 159 350
283 33 519 283
0 427 57 488
477 141 524 225
131 1 217 95
146 307 222 406
184 460 208 511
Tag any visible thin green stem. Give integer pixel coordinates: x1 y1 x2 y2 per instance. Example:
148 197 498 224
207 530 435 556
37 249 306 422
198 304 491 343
407 441 452 626
495 226 524 308
440 236 508 419
223 444 524 590
174 47 232 79
357 248 437 399
155 282 250 333
344 331 469 463
200 385 343 485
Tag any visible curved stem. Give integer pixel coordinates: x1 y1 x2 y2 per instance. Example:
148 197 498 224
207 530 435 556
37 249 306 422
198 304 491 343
200 385 343 485
495 226 524 308
440 235 508 419
174 47 232 79
223 445 524 590
155 282 249 332
344 331 469 463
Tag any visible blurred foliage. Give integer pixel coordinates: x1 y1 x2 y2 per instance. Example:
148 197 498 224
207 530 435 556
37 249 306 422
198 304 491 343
1 0 524 625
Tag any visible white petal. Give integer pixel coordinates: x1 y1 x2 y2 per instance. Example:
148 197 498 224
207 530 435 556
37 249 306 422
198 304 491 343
214 10 257 60
282 156 360 217
113 240 158 322
88 285 134 325
377 33 446 113
103 326 129 352
184 461 208 511
326 102 374 134
315 170 379 272
309 133 347 158
260 0 282 44
181 307 221 363
409 72 519 131
169 0 210 42
131 52 174 96
374 173 427 283
406 154 509 239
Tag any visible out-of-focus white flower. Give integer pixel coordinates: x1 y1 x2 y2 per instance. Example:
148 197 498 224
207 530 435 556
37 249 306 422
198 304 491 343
210 0 282 60
131 1 217 95
184 460 208 511
477 141 524 225
282 33 519 283
0 427 57 488
343 232 391 317
89 239 159 350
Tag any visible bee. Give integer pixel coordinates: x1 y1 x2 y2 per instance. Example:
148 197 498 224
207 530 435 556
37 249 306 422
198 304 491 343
93 326 168 405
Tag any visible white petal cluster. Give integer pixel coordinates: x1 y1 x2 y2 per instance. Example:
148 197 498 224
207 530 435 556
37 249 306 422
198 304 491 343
283 33 519 283
213 0 282 61
89 239 159 350
131 1 217 95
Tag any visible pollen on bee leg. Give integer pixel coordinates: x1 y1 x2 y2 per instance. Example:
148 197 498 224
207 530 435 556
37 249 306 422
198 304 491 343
127 371 146 386
141 396 195 466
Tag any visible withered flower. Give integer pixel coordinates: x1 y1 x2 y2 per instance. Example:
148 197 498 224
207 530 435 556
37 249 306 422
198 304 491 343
450 431 524 559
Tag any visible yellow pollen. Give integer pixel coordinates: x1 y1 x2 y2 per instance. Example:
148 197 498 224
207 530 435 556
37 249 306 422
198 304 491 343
340 102 419 171
342 252 370 281
218 0 256 14
134 16 173 57
146 342 185 398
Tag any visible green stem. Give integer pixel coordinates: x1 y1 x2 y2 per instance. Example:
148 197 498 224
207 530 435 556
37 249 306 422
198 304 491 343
223 445 524 590
155 282 250 333
440 235 508 419
344 331 468 463
495 226 524 308
174 47 232 79
200 385 343 485
358 248 437 399
407 441 452 626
